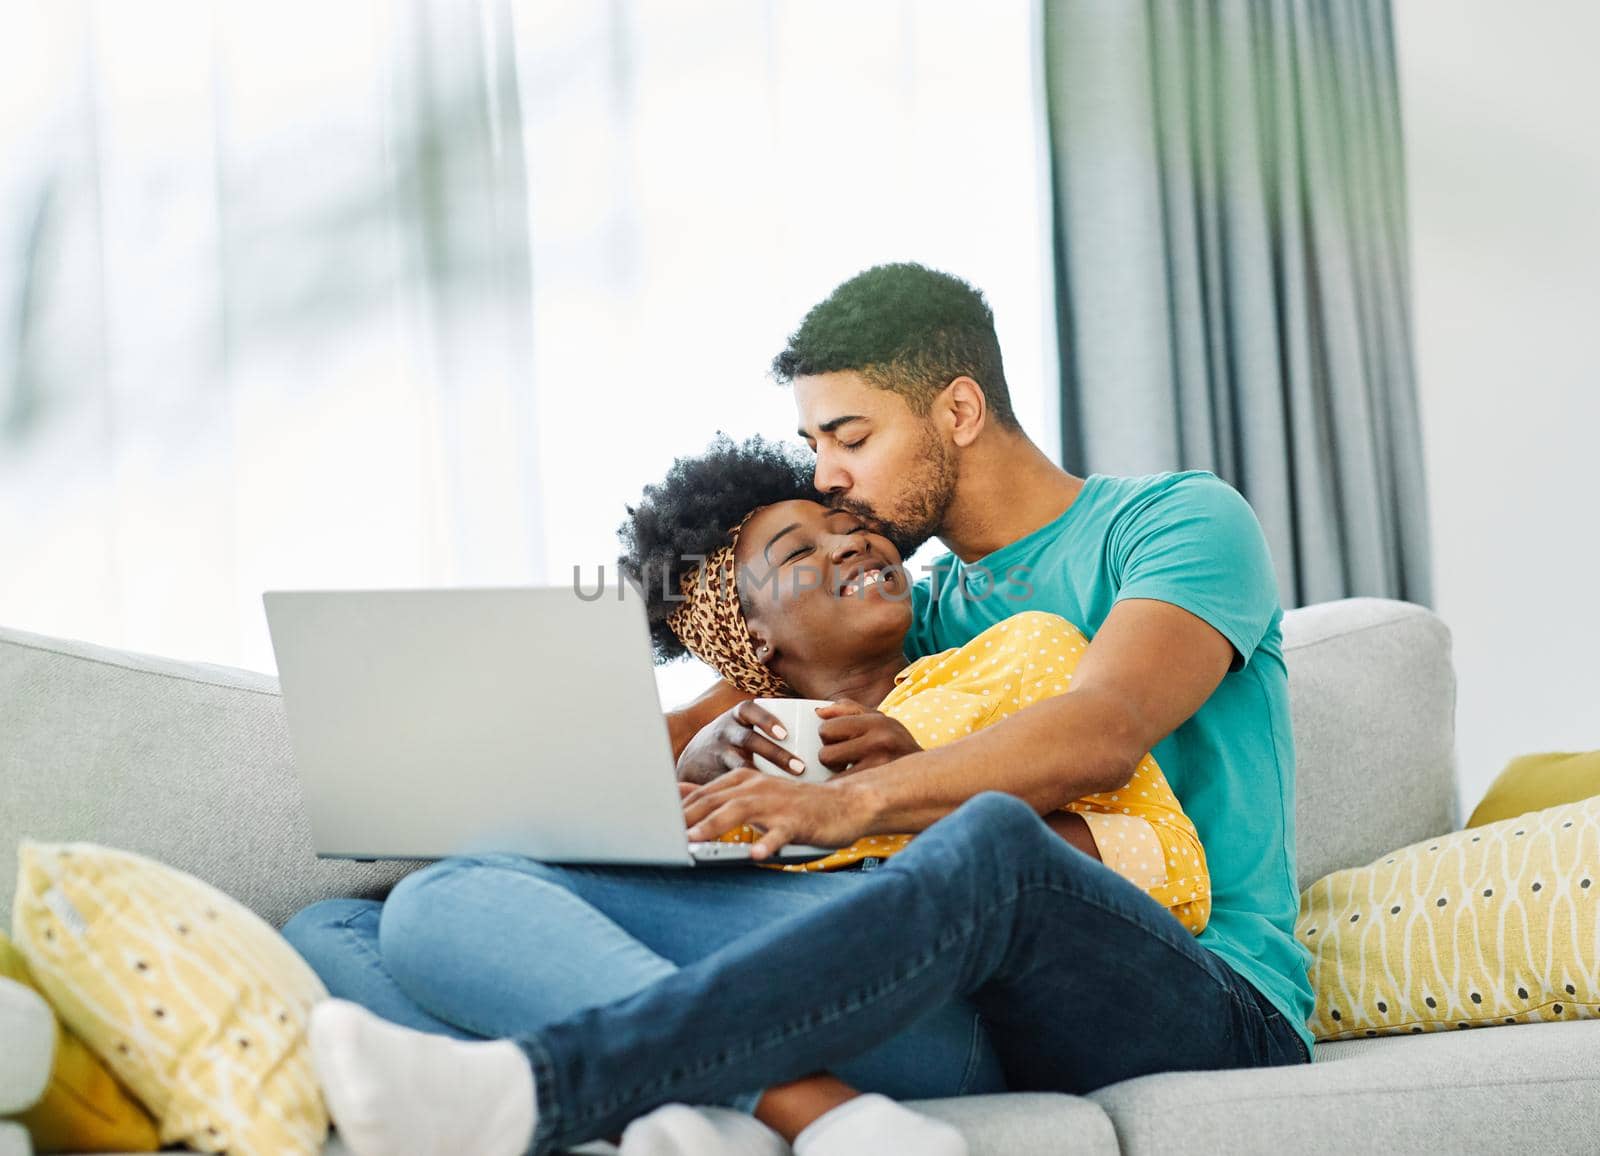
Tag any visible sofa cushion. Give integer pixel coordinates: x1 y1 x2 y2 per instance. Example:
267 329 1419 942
1089 1018 1600 1155
13 842 329 1156
1298 794 1600 1040
1281 599 1457 890
910 1092 1119 1156
1468 749 1600 828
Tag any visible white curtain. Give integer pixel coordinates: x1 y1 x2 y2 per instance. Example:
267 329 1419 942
0 0 542 667
0 0 1055 708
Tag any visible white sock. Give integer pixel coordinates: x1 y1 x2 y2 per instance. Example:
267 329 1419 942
309 998 536 1156
620 1103 789 1156
792 1094 967 1156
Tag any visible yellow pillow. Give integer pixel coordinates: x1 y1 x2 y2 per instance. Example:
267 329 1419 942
1296 795 1600 1041
0 933 159 1154
1468 749 1600 828
10 843 329 1156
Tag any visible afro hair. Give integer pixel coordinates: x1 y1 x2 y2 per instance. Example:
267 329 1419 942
616 432 816 664
771 262 1020 430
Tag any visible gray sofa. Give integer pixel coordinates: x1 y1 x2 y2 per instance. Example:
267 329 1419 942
3 597 1596 1155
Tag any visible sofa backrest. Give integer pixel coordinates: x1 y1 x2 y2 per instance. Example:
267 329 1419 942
0 628 414 932
1280 598 1458 889
0 597 1458 929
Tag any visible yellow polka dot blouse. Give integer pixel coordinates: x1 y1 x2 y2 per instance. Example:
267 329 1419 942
721 610 1212 935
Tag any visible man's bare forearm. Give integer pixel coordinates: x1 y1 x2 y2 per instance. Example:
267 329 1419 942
841 688 1143 834
665 678 749 762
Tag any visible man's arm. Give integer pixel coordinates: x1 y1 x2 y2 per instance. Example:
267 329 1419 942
843 597 1236 834
681 598 1236 857
665 677 749 762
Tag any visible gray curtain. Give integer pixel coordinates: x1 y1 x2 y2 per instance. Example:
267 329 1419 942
1042 0 1431 609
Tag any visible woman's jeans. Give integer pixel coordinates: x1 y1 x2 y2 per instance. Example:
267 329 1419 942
286 792 1308 1154
284 842 1009 1115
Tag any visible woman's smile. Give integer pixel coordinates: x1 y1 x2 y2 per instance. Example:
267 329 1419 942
834 559 902 599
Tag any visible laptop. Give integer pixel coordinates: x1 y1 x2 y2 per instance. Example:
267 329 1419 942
262 587 833 866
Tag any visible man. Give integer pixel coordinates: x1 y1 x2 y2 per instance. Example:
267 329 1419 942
300 263 1313 1156
672 263 1313 1064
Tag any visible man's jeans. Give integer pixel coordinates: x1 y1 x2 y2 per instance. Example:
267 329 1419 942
287 793 1307 1154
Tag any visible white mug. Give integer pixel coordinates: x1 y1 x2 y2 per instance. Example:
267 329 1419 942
749 697 835 783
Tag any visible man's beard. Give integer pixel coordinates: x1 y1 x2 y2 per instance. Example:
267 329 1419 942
827 424 957 559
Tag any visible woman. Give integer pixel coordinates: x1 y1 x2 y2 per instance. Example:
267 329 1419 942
286 434 1215 1156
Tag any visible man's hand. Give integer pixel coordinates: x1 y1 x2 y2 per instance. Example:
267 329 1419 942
675 699 808 786
680 771 876 861
815 699 921 774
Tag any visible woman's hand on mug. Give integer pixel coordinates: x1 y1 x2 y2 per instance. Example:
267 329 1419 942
675 698 808 786
815 699 922 775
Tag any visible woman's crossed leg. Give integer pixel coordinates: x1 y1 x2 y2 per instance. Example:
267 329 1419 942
284 852 1005 1150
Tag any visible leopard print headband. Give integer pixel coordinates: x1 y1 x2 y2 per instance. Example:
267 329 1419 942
665 511 791 698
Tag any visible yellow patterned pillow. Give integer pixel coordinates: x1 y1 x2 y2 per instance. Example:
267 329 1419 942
1296 796 1600 1041
0 932 160 1153
10 843 329 1156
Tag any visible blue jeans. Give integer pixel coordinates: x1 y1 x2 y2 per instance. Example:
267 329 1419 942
288 792 1307 1154
284 846 1008 1114
516 793 1306 1153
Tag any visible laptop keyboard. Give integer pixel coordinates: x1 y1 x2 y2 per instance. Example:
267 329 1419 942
688 841 755 859
689 841 832 863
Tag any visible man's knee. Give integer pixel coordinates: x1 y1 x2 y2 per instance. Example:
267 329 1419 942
915 792 1089 885
885 792 1045 893
945 791 1046 843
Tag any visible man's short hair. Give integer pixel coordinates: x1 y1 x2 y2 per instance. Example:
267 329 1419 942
771 262 1020 430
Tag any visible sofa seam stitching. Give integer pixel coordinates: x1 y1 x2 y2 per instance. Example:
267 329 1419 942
1100 1071 1600 1115
0 638 280 698
1284 614 1444 656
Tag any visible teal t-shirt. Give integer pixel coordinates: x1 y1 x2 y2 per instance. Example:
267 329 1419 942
906 470 1315 1055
